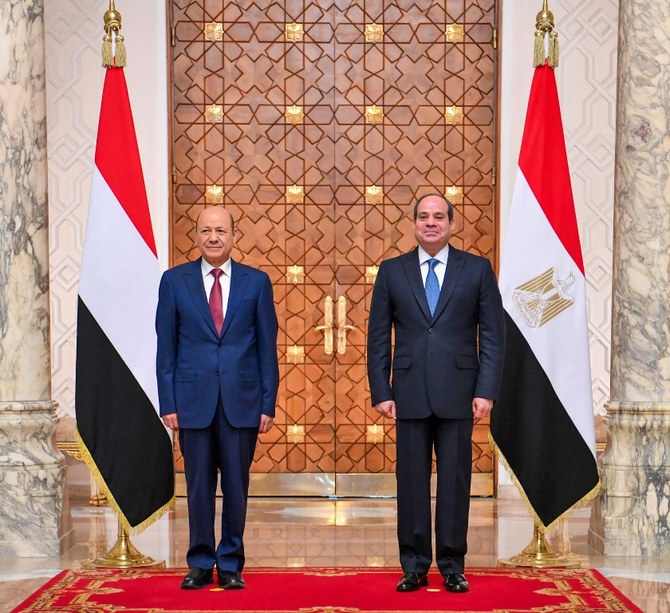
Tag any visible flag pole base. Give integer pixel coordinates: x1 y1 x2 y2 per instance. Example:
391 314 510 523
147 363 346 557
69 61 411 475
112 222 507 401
81 519 165 569
498 523 582 568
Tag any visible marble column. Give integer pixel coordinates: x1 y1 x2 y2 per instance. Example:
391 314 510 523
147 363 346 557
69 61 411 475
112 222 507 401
0 0 69 556
589 0 670 556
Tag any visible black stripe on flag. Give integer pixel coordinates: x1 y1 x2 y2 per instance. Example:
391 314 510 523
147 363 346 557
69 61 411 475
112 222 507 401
75 297 174 528
492 312 599 527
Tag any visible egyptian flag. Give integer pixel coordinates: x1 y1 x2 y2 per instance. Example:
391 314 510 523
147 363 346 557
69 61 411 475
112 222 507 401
490 64 599 529
75 67 174 532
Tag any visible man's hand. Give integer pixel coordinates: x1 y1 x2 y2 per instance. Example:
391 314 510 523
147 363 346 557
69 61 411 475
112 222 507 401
259 414 274 433
374 400 397 419
472 397 494 420
162 413 179 431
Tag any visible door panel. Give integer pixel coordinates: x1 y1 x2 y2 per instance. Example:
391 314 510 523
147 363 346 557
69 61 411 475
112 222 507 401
169 0 498 496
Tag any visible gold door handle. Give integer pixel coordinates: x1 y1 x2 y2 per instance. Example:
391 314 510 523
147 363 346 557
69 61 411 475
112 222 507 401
336 295 356 355
315 296 334 355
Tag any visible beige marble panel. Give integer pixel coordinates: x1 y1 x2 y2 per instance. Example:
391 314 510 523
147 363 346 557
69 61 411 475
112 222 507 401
44 0 168 439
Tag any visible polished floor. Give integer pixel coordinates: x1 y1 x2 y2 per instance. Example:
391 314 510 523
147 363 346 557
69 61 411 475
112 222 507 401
2 493 669 612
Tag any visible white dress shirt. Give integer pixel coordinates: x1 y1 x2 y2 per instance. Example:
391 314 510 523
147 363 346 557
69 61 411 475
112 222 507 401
201 257 232 318
418 245 449 289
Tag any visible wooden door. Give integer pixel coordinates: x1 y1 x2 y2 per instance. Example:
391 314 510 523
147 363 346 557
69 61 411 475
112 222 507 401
169 0 498 496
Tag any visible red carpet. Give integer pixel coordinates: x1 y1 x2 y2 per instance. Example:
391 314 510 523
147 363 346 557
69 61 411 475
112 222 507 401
12 566 642 612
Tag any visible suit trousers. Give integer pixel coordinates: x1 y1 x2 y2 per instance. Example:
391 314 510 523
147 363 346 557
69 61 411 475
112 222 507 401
179 398 258 572
396 415 473 575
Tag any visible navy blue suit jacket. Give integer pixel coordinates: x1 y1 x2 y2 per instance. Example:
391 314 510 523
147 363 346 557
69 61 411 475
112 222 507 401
367 246 505 419
156 258 279 429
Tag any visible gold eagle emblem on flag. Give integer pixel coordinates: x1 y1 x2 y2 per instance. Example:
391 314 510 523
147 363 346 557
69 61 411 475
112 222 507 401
512 268 575 328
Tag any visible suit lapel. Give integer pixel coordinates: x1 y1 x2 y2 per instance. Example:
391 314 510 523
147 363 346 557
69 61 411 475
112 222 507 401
403 249 432 322
183 258 219 336
220 260 249 338
432 246 465 321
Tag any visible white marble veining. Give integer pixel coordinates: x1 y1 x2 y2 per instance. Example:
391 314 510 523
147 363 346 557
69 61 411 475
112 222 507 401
0 401 69 557
591 403 670 556
611 0 670 400
0 1 50 402
595 0 670 559
0 2 66 559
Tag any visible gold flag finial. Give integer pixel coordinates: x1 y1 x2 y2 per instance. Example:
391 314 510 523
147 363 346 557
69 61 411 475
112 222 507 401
102 0 127 68
534 0 559 68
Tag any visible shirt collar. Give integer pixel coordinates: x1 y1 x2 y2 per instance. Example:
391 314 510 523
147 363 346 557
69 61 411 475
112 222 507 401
201 257 232 278
418 245 449 266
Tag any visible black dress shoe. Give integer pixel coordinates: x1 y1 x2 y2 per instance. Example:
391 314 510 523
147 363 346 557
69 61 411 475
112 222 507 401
181 568 213 590
396 572 429 592
217 570 246 590
444 573 469 593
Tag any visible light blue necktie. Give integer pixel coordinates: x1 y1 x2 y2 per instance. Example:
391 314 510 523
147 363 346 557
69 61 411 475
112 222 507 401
425 258 440 316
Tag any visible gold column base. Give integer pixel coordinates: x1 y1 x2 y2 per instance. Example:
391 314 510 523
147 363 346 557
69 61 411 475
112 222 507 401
81 520 165 569
498 524 582 568
89 493 108 506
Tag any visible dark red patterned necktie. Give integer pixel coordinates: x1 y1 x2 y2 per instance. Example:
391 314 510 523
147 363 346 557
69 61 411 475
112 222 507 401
209 268 223 334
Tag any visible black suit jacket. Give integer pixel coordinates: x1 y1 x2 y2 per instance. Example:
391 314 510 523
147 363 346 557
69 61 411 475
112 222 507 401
367 246 505 419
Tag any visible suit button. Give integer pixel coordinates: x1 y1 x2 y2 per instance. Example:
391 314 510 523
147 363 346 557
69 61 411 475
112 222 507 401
428 327 434 333
215 370 219 376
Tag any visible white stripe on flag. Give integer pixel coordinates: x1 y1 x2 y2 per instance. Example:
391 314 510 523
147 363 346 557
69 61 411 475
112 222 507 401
79 166 161 411
501 170 595 456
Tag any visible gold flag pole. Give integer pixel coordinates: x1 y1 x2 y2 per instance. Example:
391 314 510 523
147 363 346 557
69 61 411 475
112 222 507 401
499 522 581 568
102 0 127 68
82 519 165 569
533 0 559 68
499 2 581 569
80 3 164 569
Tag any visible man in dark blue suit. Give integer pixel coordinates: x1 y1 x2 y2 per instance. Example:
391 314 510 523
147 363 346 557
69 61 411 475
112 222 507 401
367 194 504 594
156 206 278 590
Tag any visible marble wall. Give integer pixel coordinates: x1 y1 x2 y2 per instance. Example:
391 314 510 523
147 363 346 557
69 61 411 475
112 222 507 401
0 0 51 402
0 401 67 556
0 0 69 557
589 0 670 557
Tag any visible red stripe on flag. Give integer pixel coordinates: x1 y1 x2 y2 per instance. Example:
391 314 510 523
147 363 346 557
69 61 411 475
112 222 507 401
518 65 584 274
94 67 157 256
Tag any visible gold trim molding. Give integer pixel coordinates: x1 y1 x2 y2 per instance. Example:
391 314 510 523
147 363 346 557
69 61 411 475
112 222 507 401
286 265 305 283
445 23 465 43
286 184 304 204
204 104 223 124
445 105 464 125
285 22 303 42
205 184 223 204
286 345 305 364
58 441 83 460
366 424 384 443
365 104 384 125
365 185 383 204
364 23 383 43
445 185 463 205
285 104 304 125
287 424 306 444
204 22 223 42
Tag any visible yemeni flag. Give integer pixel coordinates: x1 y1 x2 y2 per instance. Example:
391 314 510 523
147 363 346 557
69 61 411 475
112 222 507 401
75 67 174 532
490 64 599 529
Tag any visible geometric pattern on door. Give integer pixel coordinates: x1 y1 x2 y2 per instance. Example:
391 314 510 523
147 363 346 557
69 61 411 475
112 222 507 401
169 0 498 495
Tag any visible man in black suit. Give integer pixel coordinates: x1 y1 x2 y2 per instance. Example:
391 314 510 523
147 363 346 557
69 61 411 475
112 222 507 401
367 193 504 593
